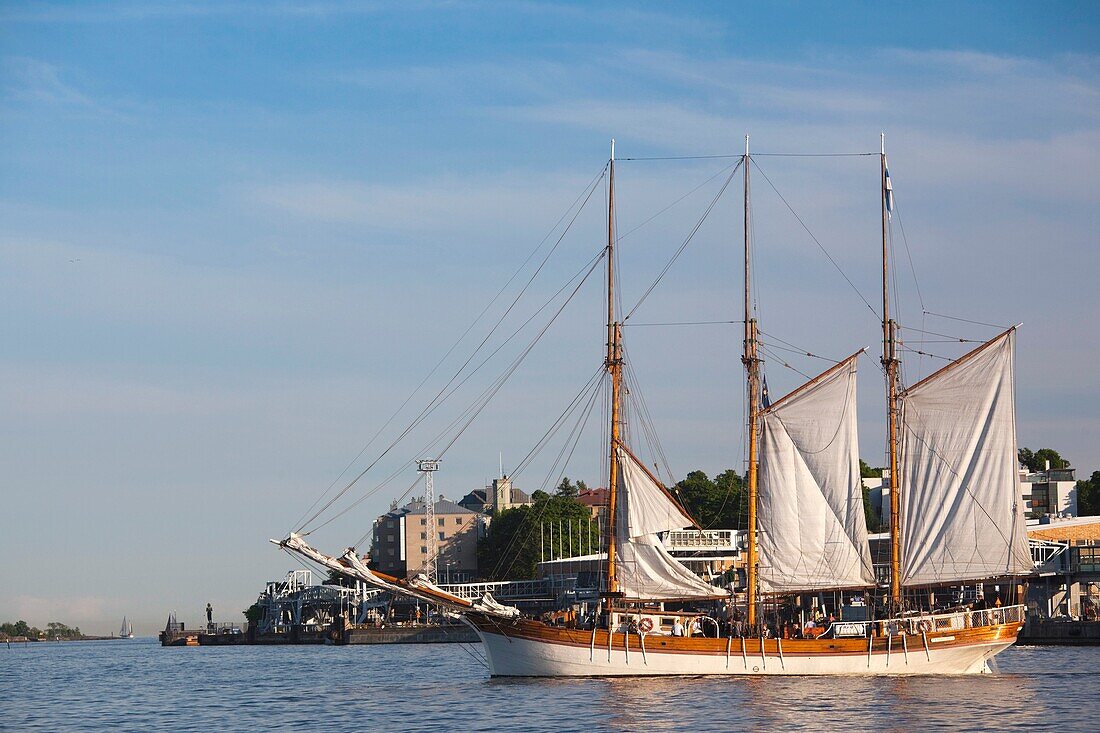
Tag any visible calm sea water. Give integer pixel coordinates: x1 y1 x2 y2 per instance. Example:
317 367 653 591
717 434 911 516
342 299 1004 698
2 638 1096 732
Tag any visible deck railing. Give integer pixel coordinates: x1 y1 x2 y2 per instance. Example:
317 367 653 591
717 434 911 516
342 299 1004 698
830 604 1026 638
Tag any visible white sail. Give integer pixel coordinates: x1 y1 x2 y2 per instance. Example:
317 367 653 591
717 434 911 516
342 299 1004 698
899 329 1032 586
614 446 727 600
757 355 875 593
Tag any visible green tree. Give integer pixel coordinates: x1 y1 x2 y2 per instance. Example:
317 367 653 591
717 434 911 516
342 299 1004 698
859 459 882 478
1019 447 1070 472
243 604 265 625
477 494 597 580
1077 471 1100 516
862 484 885 532
674 469 746 530
45 622 81 639
554 476 579 498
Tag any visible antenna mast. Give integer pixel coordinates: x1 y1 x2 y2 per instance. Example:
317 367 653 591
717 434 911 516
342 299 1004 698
742 135 761 629
881 133 902 608
417 459 441 583
604 139 623 600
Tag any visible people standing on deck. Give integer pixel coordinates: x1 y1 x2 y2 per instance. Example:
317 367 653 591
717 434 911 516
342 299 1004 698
671 618 685 637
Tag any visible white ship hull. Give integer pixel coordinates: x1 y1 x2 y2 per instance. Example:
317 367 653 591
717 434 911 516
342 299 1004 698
464 607 1024 677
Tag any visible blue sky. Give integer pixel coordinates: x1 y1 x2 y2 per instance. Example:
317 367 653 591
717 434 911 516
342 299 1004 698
2 1 1098 634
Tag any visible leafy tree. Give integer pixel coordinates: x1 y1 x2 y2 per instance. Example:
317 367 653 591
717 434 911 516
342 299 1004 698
478 494 597 580
1077 471 1100 517
243 604 265 624
859 459 882 479
45 622 81 639
674 469 746 530
1019 447 1070 472
554 476 579 498
0 620 42 638
862 484 885 532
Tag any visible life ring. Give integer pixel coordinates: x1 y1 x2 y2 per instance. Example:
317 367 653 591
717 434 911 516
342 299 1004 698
638 618 654 634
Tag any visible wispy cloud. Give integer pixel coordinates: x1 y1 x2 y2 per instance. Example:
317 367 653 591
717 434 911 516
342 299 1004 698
2 56 128 120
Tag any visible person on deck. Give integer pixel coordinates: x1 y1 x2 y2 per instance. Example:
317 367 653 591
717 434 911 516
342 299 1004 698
671 618 685 637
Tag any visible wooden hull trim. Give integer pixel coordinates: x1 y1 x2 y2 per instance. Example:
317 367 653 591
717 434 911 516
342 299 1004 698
461 614 1021 677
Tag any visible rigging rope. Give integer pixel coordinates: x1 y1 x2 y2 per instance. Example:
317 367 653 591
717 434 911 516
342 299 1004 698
617 161 741 243
923 310 1009 330
302 249 607 534
288 164 609 535
623 159 742 321
623 320 740 327
619 152 877 161
749 158 879 321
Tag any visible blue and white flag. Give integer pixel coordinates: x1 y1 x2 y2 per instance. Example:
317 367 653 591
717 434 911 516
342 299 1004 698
884 158 894 217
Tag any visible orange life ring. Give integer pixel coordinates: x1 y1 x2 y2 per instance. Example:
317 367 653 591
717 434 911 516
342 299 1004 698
638 618 654 634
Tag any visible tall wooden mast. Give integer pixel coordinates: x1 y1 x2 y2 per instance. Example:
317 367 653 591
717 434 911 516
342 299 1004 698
742 135 761 628
881 133 902 608
604 139 624 598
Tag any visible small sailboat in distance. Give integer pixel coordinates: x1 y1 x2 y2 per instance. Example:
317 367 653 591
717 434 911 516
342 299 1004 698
120 617 134 639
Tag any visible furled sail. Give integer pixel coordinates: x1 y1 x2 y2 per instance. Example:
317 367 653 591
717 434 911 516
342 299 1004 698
757 354 875 593
614 445 728 600
899 329 1032 586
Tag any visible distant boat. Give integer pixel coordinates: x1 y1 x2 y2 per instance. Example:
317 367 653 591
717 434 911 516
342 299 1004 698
119 617 134 639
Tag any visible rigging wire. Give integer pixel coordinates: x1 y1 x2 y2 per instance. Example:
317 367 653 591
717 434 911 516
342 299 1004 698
491 371 605 580
623 159 742 322
288 164 608 534
897 324 983 342
507 365 607 480
749 157 879 321
759 344 813 379
623 320 740 327
922 310 1009 330
898 345 952 361
303 249 608 535
758 329 843 363
616 161 741 243
619 152 877 161
292 168 608 534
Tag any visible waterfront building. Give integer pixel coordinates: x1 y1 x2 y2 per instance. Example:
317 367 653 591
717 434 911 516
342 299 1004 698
1019 464 1077 516
457 475 533 514
870 464 1081 522
576 486 609 522
372 497 483 582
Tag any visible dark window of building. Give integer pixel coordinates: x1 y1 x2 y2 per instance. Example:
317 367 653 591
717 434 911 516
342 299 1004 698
420 546 427 554
387 549 394 556
438 518 445 526
1032 485 1050 514
438 532 445 541
386 534 394 542
420 532 426 540
420 518 426 525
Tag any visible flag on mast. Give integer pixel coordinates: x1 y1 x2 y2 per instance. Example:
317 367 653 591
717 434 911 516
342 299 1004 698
884 158 894 217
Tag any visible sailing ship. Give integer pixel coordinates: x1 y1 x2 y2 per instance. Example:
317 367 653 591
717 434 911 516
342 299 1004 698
278 135 1031 675
119 617 134 639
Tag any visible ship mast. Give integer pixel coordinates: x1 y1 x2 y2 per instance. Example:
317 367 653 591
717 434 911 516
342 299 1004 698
742 135 761 628
604 139 624 600
881 133 902 609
